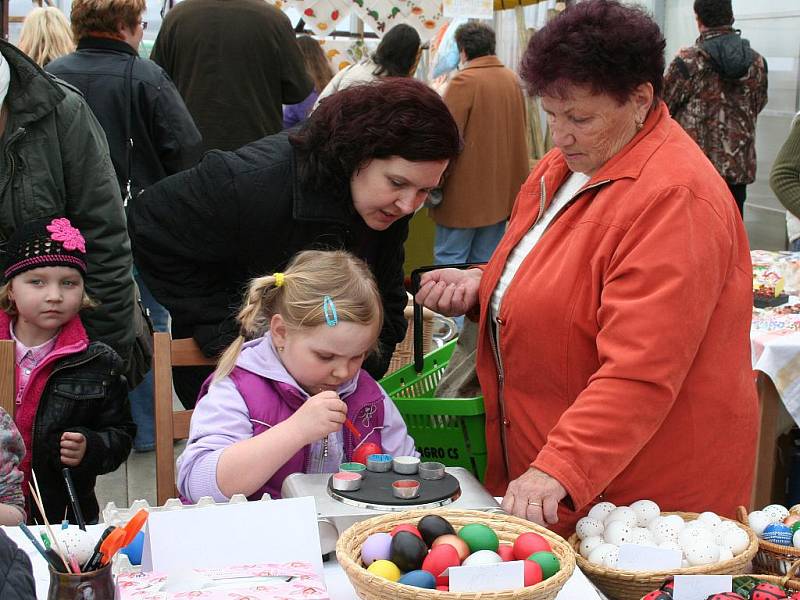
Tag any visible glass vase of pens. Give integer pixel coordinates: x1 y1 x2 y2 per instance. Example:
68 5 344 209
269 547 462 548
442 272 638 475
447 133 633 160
48 561 114 600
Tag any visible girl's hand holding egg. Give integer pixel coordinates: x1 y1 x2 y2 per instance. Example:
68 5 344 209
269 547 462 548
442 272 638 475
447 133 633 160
294 390 348 442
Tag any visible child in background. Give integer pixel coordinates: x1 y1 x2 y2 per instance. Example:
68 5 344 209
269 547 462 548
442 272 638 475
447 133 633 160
16 7 74 67
0 217 134 524
178 250 417 501
0 407 25 525
282 36 333 129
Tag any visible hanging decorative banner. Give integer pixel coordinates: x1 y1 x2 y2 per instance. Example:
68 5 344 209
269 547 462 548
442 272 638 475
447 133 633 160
282 0 351 34
316 37 378 72
349 0 446 41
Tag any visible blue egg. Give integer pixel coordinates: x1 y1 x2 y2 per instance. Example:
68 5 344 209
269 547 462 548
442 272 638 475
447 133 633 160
763 523 794 546
398 570 436 589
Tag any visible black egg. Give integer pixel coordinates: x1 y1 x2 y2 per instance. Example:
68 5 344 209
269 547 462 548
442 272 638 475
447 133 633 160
390 531 428 572
417 515 456 548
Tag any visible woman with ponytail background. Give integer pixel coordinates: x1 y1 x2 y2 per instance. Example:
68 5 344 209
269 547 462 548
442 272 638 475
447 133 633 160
176 250 417 502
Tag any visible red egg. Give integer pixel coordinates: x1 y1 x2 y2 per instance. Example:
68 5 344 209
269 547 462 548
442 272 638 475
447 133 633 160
431 534 470 561
422 543 461 577
524 559 544 587
497 543 515 562
390 524 423 539
352 442 382 466
513 532 551 561
436 586 449 592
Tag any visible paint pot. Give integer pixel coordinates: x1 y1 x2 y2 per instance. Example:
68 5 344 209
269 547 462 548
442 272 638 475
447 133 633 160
392 479 421 500
366 454 393 473
339 462 367 473
332 471 363 492
392 456 420 475
419 462 446 480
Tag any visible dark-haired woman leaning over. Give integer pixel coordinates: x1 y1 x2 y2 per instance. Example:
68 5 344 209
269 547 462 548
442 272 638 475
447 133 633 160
130 78 461 407
416 0 757 536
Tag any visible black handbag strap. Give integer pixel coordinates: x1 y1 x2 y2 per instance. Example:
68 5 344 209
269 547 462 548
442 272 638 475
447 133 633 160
123 55 135 207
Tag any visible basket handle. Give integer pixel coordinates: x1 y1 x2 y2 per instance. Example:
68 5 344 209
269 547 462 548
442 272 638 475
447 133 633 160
410 263 483 373
782 559 800 585
737 505 749 526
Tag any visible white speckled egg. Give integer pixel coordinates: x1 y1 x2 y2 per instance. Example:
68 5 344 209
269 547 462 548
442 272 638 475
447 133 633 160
630 500 661 527
717 546 734 562
684 542 720 566
601 546 620 568
579 535 605 558
587 543 618 566
681 559 690 568
651 521 679 545
662 514 687 532
604 520 632 546
647 516 665 532
678 526 714 549
748 510 771 537
658 541 682 553
763 504 790 523
55 527 95 564
793 530 800 549
588 502 617 522
629 527 655 546
722 527 750 555
575 517 604 540
697 512 722 527
605 507 637 528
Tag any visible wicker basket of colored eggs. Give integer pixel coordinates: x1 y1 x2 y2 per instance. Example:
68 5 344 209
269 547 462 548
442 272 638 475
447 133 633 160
566 500 758 600
639 573 800 599
738 505 800 578
336 508 576 600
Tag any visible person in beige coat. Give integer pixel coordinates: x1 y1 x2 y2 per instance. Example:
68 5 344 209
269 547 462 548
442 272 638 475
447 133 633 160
430 22 528 267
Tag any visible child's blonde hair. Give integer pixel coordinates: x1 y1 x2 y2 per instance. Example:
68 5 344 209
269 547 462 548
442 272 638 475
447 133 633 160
214 250 384 381
17 7 75 67
0 280 97 316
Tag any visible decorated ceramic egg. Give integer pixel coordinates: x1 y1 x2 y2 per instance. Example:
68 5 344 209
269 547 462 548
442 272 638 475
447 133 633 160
587 543 617 565
717 545 734 562
763 523 794 546
458 524 499 554
763 504 790 523
793 529 800 549
605 506 637 527
390 531 428 572
417 515 455 547
658 541 682 553
678 526 714 549
651 520 679 545
398 570 436 589
722 527 750 554
629 527 655 546
422 543 460 576
629 500 661 526
575 517 604 540
784 515 800 528
750 581 789 599
527 551 560 579
361 532 393 566
748 510 772 537
55 527 95 564
367 560 401 581
579 536 604 558
462 550 503 567
662 514 687 531
697 511 722 527
684 541 720 566
600 546 619 568
641 592 673 600
432 534 470 561
587 501 616 522
512 532 551 560
603 520 632 546
790 504 800 516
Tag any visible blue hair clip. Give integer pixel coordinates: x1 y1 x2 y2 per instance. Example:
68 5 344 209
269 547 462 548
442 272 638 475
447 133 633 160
323 296 338 327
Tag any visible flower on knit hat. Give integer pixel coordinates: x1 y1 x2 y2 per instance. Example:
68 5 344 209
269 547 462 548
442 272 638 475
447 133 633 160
46 218 86 254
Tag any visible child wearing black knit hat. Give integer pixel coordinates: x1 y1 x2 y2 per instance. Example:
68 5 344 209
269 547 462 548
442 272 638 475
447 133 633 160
0 217 134 525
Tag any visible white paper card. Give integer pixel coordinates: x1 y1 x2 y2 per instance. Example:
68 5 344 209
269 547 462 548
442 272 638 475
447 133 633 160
140 497 323 576
673 575 733 600
555 568 605 600
448 561 524 592
442 0 492 19
616 544 682 571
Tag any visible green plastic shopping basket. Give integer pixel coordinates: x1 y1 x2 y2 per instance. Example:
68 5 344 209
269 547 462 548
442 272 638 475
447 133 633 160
379 340 487 481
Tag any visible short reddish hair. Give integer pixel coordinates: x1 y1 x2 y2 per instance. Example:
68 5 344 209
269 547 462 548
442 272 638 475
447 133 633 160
520 0 665 104
290 78 462 196
70 0 145 40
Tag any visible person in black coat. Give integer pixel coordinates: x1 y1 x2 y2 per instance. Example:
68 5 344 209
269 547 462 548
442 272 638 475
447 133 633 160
130 78 462 408
0 529 36 600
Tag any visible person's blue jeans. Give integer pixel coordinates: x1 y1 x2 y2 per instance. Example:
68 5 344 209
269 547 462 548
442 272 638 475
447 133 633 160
129 272 170 452
434 220 506 329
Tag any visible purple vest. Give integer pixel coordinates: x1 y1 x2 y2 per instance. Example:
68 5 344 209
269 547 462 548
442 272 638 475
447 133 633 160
201 368 385 500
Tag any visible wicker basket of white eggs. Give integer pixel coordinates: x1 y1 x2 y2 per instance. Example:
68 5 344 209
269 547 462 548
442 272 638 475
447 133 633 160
567 500 759 600
738 504 800 577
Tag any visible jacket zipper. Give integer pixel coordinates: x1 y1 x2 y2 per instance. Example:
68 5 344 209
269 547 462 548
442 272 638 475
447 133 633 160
490 175 611 476
1 128 28 226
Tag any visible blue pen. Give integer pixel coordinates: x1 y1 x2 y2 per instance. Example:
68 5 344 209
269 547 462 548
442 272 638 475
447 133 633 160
18 522 63 571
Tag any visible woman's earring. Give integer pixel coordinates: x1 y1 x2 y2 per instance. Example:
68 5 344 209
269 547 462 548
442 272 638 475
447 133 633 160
278 346 284 352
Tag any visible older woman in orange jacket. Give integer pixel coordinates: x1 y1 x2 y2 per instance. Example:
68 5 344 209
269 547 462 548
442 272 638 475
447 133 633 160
416 0 757 537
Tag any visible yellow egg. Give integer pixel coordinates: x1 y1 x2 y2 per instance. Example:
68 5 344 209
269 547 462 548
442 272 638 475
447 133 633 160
367 559 401 581
790 504 800 516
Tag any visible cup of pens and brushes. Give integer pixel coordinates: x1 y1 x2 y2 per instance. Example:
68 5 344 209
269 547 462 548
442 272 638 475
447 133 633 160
47 561 115 600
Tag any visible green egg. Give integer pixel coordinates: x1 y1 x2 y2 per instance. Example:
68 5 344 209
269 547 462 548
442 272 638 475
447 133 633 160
792 521 800 534
528 551 560 580
458 523 499 553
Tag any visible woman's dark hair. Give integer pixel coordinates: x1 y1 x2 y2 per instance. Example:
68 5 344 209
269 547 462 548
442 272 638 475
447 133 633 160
289 78 462 196
520 0 666 104
373 24 421 77
455 22 496 60
693 0 733 28
296 35 333 92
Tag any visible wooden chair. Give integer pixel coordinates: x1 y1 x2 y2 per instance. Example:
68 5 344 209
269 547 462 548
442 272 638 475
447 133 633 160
153 332 216 505
0 340 15 419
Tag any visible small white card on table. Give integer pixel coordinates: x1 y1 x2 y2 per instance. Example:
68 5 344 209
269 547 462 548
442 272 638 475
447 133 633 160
673 575 733 600
616 544 682 571
448 561 525 592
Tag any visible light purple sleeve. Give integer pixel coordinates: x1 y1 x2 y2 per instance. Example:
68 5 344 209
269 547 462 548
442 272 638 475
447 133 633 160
379 388 419 458
176 378 254 503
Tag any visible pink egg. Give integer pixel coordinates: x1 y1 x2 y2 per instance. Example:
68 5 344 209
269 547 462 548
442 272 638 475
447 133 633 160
361 533 393 566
